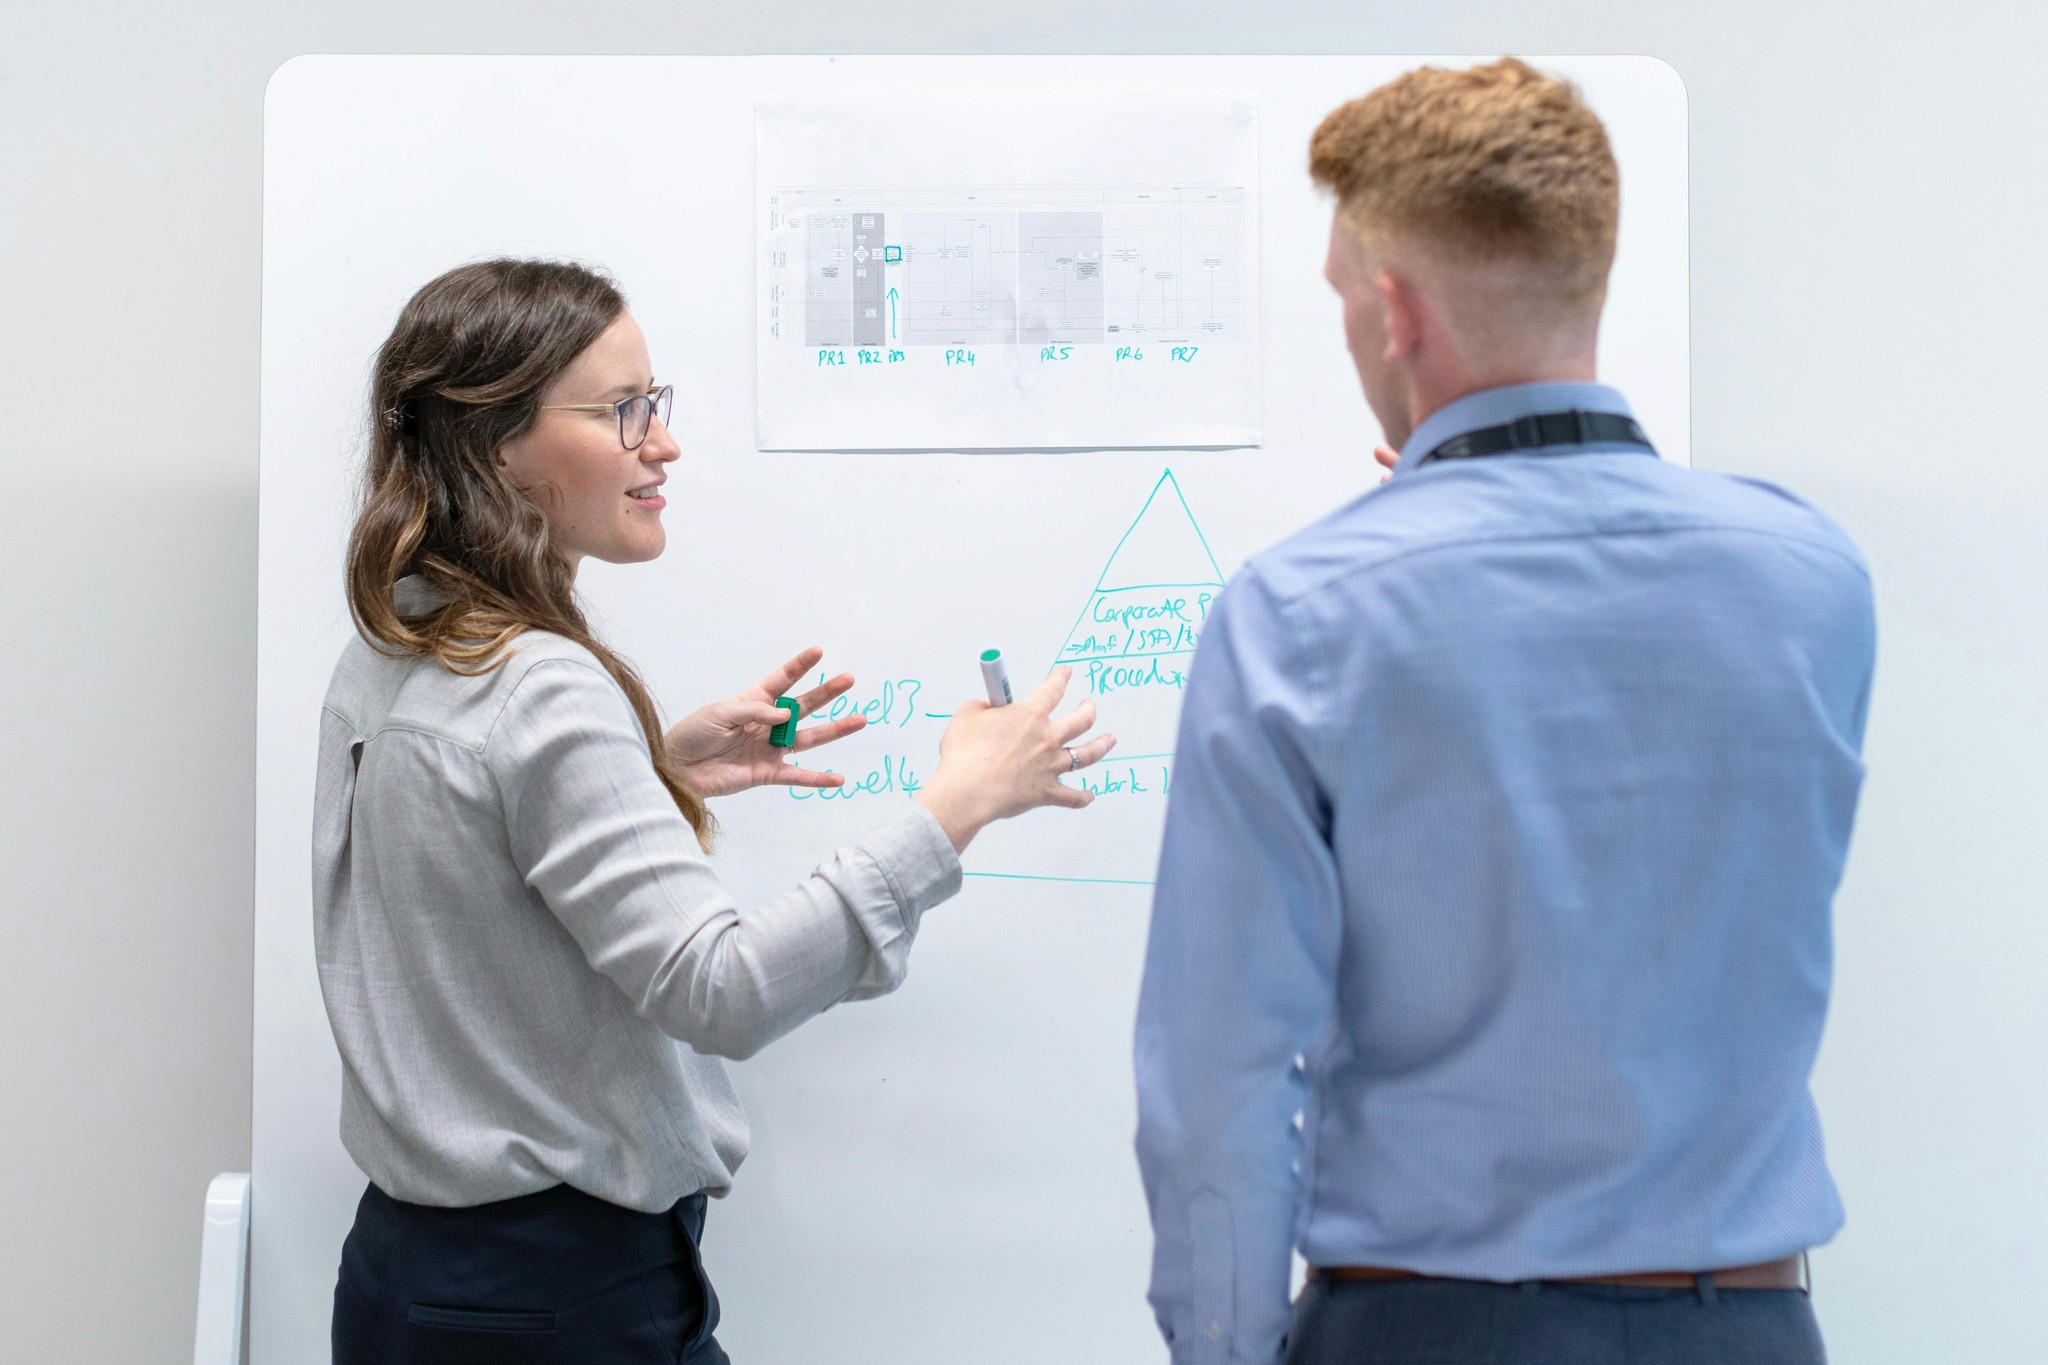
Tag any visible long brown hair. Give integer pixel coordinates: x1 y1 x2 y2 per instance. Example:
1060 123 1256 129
346 258 713 848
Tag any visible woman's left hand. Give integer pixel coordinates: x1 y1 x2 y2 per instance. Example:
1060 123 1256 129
663 647 867 798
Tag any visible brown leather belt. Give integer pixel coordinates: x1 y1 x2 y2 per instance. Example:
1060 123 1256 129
1313 1254 1807 1293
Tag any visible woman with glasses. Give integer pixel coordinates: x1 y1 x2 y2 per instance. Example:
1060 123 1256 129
320 259 1114 1364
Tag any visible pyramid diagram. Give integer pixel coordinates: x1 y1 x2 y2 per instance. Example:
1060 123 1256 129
1053 470 1225 758
961 470 1226 888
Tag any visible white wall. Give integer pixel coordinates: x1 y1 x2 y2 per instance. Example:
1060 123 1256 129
3 3 2043 1363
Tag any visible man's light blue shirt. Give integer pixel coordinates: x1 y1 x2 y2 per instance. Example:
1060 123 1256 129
1135 382 1874 1364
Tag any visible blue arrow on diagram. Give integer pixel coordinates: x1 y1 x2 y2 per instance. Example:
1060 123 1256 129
886 286 898 342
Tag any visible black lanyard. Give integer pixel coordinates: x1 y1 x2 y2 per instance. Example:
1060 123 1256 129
1420 409 1655 466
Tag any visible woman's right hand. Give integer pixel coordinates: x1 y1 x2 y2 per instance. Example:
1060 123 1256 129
913 666 1117 854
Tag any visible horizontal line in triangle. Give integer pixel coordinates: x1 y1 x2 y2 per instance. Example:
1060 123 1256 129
1059 649 1196 661
1091 580 1228 593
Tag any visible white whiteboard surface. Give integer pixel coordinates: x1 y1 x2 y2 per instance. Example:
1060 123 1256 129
258 55 1687 1364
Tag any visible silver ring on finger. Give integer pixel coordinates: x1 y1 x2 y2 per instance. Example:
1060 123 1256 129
1065 746 1081 771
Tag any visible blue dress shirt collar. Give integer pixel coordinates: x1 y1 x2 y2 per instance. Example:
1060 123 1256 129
1394 380 1644 479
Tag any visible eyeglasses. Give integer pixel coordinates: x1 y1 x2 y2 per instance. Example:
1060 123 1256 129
539 384 674 450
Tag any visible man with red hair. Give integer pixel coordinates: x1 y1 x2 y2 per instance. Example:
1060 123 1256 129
1137 59 1869 1365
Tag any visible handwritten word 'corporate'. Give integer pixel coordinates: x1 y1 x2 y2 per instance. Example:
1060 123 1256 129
1091 591 1215 635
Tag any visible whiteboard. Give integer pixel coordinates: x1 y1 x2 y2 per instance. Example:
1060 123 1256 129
257 55 1687 1364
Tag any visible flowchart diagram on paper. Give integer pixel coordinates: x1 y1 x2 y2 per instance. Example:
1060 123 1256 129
756 91 1262 450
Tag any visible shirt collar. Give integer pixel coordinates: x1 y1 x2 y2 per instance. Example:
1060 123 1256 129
393 574 451 615
1393 381 1639 481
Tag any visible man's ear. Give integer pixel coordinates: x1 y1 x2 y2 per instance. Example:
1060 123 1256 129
1376 268 1423 363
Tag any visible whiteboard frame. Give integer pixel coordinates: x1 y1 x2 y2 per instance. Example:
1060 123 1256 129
257 54 1687 1364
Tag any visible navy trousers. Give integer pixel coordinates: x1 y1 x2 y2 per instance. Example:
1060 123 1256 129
1284 1276 1826 1365
332 1181 729 1365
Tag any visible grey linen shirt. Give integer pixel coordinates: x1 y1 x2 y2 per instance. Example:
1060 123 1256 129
312 587 962 1211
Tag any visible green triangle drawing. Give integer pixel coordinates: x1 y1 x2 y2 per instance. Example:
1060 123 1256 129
1055 470 1226 673
963 469 1222 887
1093 469 1225 592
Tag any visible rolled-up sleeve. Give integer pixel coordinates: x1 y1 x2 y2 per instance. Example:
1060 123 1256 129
488 657 961 1060
1136 570 1343 1364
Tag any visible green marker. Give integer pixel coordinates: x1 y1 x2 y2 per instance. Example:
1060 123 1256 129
979 649 1013 706
768 696 801 747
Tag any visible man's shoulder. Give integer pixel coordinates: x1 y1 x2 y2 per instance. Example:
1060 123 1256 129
1666 466 1867 572
1247 456 1867 607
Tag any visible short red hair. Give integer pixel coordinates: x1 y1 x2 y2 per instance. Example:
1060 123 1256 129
1310 58 1619 308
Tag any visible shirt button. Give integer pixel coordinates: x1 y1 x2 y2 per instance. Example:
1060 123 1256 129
1207 1323 1221 1339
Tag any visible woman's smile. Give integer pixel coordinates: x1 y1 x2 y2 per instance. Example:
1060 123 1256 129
497 312 679 565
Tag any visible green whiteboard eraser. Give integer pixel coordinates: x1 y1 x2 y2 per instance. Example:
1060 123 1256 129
769 696 801 748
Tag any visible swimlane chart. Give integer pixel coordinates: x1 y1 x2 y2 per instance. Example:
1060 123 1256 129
771 186 1250 350
756 92 1261 449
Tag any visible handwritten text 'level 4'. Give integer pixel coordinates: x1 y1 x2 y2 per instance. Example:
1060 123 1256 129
787 754 924 801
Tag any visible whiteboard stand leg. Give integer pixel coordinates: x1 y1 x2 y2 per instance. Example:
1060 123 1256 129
193 1172 251 1365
